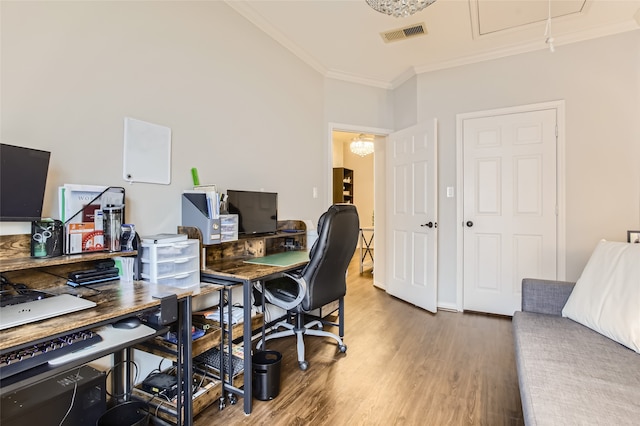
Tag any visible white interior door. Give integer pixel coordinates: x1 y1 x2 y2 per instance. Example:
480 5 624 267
462 108 558 316
386 119 438 313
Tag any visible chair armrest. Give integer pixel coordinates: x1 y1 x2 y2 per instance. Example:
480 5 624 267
262 272 307 311
521 278 576 316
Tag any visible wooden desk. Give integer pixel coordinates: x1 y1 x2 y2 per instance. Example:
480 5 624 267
0 279 195 425
200 251 309 415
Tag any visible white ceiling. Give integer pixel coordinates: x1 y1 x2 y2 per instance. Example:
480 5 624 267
227 0 640 89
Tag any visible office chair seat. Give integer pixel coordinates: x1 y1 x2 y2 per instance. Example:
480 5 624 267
256 204 359 370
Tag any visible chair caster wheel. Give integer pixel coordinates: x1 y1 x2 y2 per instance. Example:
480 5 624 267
339 344 347 353
299 361 309 371
228 393 238 405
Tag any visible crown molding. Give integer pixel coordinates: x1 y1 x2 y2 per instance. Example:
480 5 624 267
324 70 392 90
390 67 419 90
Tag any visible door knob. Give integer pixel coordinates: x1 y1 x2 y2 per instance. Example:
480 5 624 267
466 221 473 227
421 222 434 228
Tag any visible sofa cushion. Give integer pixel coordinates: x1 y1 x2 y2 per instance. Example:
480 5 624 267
513 312 640 425
562 240 640 353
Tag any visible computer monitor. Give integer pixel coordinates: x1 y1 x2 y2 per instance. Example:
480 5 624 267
0 144 51 221
226 190 278 235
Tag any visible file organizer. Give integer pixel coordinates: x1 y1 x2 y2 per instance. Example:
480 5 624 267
181 192 238 245
62 186 125 254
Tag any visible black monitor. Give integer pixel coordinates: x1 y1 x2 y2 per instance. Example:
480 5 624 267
226 190 278 235
0 144 51 222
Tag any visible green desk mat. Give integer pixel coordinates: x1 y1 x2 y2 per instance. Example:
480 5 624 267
243 250 309 267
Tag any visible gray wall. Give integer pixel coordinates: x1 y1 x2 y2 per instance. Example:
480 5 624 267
415 30 640 306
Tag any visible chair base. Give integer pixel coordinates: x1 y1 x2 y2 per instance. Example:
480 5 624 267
257 315 347 370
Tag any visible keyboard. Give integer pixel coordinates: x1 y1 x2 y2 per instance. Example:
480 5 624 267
0 294 96 330
47 323 157 366
0 330 102 378
194 347 244 376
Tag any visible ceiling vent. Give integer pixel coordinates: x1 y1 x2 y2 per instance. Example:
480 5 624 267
380 23 427 43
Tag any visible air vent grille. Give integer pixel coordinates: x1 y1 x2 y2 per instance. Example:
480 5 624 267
381 23 427 43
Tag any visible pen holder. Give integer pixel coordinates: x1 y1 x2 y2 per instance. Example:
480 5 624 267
30 219 63 258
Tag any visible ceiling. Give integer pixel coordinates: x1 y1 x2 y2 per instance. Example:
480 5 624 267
227 0 640 89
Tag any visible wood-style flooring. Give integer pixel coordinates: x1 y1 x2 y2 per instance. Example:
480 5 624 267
195 259 524 425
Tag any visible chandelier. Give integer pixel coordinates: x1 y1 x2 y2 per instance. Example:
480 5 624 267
350 134 375 157
366 0 437 18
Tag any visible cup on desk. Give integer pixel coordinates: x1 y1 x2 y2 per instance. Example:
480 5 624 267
103 206 122 252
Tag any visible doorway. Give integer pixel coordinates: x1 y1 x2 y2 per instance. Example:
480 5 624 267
328 123 392 289
332 131 375 274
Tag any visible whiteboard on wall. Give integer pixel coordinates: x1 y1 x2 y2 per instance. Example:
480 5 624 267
123 117 171 185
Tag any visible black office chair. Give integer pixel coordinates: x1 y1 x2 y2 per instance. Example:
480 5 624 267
256 204 360 370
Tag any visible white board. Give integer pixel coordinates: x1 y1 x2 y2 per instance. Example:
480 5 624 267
123 117 171 185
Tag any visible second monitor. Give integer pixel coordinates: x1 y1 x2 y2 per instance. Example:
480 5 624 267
226 190 277 236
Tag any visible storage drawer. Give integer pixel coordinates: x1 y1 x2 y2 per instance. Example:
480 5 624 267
142 270 200 288
220 214 238 243
141 256 199 277
140 239 199 262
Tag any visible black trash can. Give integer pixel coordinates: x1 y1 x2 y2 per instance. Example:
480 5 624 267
97 401 149 426
252 350 282 401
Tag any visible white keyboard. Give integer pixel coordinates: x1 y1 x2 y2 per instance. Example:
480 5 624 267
48 323 157 365
0 294 96 330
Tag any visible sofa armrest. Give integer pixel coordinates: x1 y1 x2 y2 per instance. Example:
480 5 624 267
521 278 576 316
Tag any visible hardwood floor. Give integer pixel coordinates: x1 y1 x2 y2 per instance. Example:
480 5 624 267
195 259 524 425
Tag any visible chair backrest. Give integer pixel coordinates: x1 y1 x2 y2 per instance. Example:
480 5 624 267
300 204 360 311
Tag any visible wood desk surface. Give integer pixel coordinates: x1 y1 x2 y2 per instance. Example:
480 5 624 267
202 251 309 282
0 280 192 351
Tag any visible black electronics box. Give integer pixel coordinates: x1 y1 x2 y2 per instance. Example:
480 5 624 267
141 373 179 399
1 365 106 426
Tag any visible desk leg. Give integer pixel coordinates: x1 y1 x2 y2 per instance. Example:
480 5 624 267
176 296 193 426
113 350 124 402
243 278 253 415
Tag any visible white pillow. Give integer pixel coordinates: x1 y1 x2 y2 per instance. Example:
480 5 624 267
562 239 640 353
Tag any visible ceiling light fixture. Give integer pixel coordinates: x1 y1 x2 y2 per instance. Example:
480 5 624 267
366 0 437 18
350 134 375 157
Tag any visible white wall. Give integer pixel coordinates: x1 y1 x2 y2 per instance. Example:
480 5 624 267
324 79 394 131
1 1 327 236
415 30 640 306
393 76 418 130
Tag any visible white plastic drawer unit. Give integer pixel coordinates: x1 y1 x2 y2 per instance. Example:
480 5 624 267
150 270 200 288
140 239 200 287
220 214 238 243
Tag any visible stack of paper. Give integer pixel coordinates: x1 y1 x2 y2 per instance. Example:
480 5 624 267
184 185 220 219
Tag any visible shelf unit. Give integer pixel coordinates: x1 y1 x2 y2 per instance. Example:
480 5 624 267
134 282 264 423
333 167 354 204
0 233 137 273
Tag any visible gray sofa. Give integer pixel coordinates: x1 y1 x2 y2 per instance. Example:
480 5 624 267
513 278 640 425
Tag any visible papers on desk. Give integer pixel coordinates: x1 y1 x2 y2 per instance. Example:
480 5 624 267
195 306 244 325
